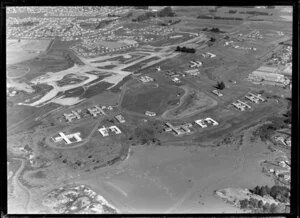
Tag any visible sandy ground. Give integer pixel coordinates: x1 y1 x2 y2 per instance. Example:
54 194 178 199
72 125 274 213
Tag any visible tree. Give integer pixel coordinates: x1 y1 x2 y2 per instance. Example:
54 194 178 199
269 203 280 213
240 199 249 209
260 186 268 196
258 200 264 208
210 37 216 42
263 202 270 212
253 186 260 195
215 81 225 90
249 197 258 208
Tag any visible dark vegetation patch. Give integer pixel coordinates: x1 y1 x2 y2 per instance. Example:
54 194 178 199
238 185 290 213
250 185 290 203
252 116 290 142
7 103 58 134
21 39 82 81
58 87 85 98
56 74 88 87
110 75 132 93
127 122 163 146
81 82 112 99
239 197 287 213
30 170 47 179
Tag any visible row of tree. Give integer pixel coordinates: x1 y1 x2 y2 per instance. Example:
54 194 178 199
239 198 283 213
175 46 196 53
251 185 290 203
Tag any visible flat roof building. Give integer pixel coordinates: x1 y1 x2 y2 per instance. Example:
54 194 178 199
115 114 126 123
64 110 81 122
98 125 122 137
88 105 105 117
52 132 82 144
249 71 289 85
145 111 156 117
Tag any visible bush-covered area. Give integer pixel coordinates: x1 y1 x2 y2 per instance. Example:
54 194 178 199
253 116 290 142
130 125 161 146
239 185 290 213
250 185 290 203
240 198 284 213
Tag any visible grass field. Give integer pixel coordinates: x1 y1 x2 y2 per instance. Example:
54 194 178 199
69 121 98 138
121 83 184 115
7 65 30 78
7 39 52 65
163 88 218 119
81 81 113 99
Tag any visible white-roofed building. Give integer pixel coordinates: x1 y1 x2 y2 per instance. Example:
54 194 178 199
248 71 290 86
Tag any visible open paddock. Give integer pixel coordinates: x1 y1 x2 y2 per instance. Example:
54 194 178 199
162 87 218 120
21 52 74 82
121 82 184 115
7 65 30 79
90 91 121 106
7 39 52 65
69 121 99 139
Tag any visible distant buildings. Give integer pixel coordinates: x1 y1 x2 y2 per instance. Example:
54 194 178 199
232 92 265 111
232 100 251 111
195 117 219 128
185 69 200 76
202 52 216 58
172 77 181 83
139 75 154 83
87 105 106 117
248 66 290 87
145 111 156 117
212 89 223 97
115 114 126 123
64 110 81 122
244 92 265 103
98 125 122 137
165 122 193 135
190 61 202 68
165 117 219 135
52 132 82 144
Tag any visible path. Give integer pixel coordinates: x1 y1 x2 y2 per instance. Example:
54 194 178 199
8 158 31 213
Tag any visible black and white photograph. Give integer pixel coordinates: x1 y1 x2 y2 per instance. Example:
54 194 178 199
4 4 297 215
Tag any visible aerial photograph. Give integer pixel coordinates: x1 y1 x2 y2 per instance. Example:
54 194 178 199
6 6 293 214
